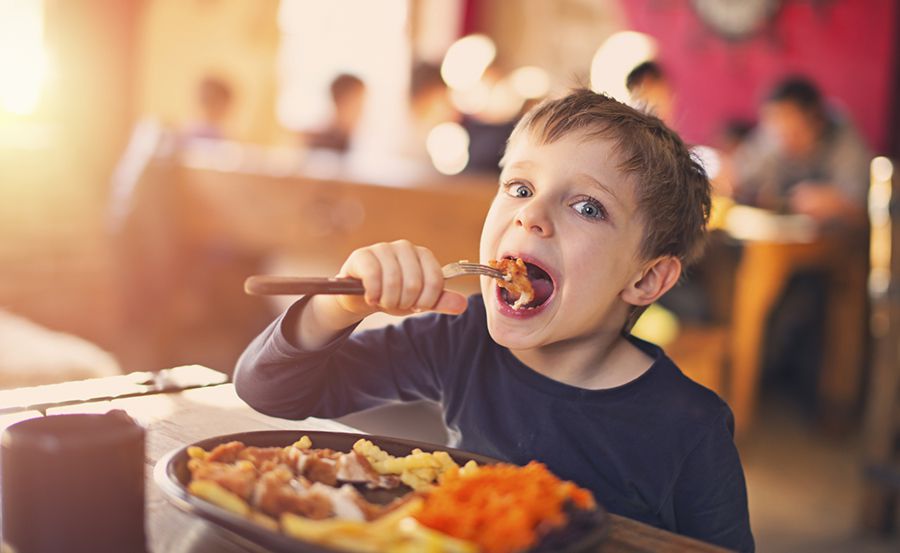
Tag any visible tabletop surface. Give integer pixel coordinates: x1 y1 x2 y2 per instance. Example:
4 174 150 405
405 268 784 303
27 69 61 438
2 382 731 553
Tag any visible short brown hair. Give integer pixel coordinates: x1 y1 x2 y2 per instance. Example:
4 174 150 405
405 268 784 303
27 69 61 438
505 89 711 266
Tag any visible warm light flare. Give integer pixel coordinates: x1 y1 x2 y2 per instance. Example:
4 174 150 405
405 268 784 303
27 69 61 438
0 0 49 116
871 156 894 183
869 156 893 299
441 34 496 91
509 66 550 100
426 122 469 175
590 31 657 102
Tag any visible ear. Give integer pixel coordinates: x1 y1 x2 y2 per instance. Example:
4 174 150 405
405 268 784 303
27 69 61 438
620 256 682 307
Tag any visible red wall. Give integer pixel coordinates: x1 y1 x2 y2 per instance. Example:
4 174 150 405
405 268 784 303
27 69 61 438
622 0 897 153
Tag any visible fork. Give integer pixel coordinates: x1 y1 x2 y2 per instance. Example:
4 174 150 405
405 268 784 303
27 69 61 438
244 261 504 296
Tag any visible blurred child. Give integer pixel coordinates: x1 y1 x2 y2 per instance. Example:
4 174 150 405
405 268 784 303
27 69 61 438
300 73 367 153
235 90 753 551
626 61 675 127
183 76 233 140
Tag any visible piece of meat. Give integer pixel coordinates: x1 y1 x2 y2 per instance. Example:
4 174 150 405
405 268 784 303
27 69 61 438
205 441 246 463
304 456 339 486
188 460 257 500
490 258 534 309
251 466 338 520
239 446 290 472
335 451 371 482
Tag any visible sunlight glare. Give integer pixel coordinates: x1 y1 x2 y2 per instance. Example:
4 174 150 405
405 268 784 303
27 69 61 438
0 0 48 115
590 31 657 102
509 66 550 99
871 156 894 183
426 122 469 175
441 34 496 91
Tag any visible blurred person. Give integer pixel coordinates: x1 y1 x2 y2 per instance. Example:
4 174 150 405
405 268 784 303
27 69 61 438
183 76 234 141
410 62 458 134
395 62 460 169
626 61 675 127
300 73 367 153
462 65 529 174
732 76 871 228
713 119 756 198
734 76 871 411
718 120 755 157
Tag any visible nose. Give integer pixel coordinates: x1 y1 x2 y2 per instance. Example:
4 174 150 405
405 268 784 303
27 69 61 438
514 199 554 237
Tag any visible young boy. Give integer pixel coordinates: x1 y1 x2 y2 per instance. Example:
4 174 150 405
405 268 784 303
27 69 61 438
235 89 754 552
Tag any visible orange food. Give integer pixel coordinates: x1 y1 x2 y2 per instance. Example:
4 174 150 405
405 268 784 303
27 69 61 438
414 461 595 553
489 258 534 309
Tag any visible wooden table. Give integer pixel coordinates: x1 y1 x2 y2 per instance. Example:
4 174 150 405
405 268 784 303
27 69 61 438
727 235 867 435
1 383 730 552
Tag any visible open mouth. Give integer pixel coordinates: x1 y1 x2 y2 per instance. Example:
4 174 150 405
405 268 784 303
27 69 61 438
497 256 555 310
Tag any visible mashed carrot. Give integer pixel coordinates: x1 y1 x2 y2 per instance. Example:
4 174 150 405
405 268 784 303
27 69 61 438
414 461 595 553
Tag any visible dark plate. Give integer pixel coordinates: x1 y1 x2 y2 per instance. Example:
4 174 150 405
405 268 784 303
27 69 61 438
154 430 608 553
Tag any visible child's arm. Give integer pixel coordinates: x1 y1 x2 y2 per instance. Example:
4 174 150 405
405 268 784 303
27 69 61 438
234 241 470 420
290 240 468 351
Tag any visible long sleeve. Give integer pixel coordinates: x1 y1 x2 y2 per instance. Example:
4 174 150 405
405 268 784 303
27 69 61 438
669 412 755 552
233 298 450 420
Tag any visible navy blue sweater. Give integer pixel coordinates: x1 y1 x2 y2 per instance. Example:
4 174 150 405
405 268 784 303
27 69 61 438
234 295 754 552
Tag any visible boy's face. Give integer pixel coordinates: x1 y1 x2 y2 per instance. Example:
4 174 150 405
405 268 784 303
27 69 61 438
479 130 649 351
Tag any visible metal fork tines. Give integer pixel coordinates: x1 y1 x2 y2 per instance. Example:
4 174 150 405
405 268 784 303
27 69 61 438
442 261 504 280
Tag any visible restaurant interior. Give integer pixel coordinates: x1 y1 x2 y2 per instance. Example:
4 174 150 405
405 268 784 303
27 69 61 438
0 0 898 552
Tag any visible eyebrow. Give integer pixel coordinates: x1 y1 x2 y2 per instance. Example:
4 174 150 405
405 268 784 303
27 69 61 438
577 173 622 208
501 160 534 172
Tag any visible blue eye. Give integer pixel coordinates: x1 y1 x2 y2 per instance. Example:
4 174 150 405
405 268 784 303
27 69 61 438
572 198 606 220
503 181 533 198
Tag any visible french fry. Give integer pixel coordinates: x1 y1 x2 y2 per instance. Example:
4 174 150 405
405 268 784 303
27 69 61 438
249 511 279 531
282 499 476 553
188 480 251 517
396 518 478 553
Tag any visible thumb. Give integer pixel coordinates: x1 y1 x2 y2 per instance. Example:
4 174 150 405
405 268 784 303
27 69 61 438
432 290 468 315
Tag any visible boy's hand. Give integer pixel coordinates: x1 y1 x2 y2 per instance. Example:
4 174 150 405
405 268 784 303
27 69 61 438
293 241 468 351
336 240 468 316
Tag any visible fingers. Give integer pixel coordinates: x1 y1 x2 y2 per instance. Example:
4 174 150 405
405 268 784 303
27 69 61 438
413 246 444 311
342 248 382 306
369 242 403 309
433 290 468 315
344 241 448 313
392 241 425 311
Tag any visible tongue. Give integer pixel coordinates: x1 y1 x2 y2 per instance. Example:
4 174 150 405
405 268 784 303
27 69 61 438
530 278 553 305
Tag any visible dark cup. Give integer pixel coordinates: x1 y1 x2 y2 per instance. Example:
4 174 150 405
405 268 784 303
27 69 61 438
1 411 146 553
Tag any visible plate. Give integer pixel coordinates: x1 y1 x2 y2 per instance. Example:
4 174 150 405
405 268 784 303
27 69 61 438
154 430 608 553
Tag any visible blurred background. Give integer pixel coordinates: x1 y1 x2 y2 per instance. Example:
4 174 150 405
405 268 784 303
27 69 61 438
0 1 899 551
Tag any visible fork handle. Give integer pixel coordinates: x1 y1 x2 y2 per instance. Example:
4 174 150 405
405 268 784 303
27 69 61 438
244 276 365 296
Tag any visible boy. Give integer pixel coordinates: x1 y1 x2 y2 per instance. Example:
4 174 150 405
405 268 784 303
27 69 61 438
235 89 754 552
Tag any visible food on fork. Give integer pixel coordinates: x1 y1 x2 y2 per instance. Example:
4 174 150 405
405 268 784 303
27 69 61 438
185 436 598 553
489 258 534 309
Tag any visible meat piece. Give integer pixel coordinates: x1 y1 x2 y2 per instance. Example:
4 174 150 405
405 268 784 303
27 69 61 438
239 446 290 472
308 483 366 521
335 451 401 489
188 460 257 500
205 441 246 463
304 456 338 486
490 258 534 309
